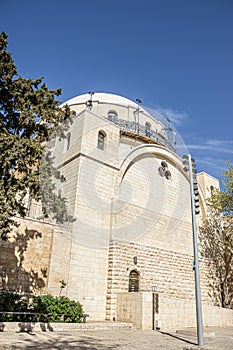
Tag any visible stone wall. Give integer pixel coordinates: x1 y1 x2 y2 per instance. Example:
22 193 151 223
162 297 233 329
106 240 210 321
117 292 153 329
46 225 72 297
117 292 233 330
0 217 54 294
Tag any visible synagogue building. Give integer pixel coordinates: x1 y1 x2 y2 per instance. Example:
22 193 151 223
1 92 232 329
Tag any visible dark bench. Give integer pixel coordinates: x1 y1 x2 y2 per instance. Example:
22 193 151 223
0 311 37 322
0 311 89 323
79 314 89 323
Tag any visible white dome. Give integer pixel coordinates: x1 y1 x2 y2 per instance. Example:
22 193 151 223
64 92 141 109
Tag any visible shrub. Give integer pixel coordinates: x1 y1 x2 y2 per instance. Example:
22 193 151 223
0 291 28 321
0 291 83 323
32 294 83 322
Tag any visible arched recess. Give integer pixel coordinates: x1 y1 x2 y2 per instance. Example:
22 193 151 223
97 130 106 150
116 143 186 190
115 144 206 215
110 143 194 242
128 270 140 292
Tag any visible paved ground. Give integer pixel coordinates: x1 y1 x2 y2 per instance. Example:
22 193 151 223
0 327 233 349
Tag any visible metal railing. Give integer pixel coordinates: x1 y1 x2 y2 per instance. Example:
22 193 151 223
109 118 176 152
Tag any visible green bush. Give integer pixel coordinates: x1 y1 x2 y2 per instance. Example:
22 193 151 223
0 291 28 321
0 291 83 323
32 294 83 323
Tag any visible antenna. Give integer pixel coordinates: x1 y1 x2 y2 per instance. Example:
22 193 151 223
173 131 177 150
167 117 171 129
86 91 94 110
135 98 142 133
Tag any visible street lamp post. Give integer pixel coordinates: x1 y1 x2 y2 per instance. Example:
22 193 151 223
183 154 204 347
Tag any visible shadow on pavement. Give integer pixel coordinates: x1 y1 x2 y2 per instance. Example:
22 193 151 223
158 331 198 347
11 335 121 350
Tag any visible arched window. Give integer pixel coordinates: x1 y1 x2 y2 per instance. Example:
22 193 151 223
108 111 118 124
145 122 151 137
128 270 139 292
98 130 106 150
210 185 214 194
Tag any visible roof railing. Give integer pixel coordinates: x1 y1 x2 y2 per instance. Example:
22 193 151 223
108 118 176 152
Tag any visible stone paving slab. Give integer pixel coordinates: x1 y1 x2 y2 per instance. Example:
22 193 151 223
0 328 232 349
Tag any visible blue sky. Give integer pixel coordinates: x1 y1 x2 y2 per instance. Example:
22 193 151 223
1 0 233 182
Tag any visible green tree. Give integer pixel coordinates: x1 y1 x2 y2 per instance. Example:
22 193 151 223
209 160 233 219
199 161 233 308
0 32 73 240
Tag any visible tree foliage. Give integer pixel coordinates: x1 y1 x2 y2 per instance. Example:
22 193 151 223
0 32 73 240
209 160 233 218
199 161 233 308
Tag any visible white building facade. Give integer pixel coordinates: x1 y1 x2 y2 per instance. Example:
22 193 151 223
39 92 233 329
3 92 231 329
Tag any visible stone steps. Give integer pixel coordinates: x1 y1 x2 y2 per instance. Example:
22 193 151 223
0 321 134 332
75 321 134 330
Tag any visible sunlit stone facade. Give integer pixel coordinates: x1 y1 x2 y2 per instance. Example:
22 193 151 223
1 93 231 329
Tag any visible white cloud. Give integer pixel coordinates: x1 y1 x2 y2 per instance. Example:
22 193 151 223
205 139 233 146
144 106 232 179
196 157 226 172
153 105 189 126
185 137 233 178
187 140 233 155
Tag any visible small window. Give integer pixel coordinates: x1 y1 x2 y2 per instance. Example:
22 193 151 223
129 270 139 292
161 161 168 169
145 122 151 137
98 131 106 150
165 170 171 180
108 111 118 123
